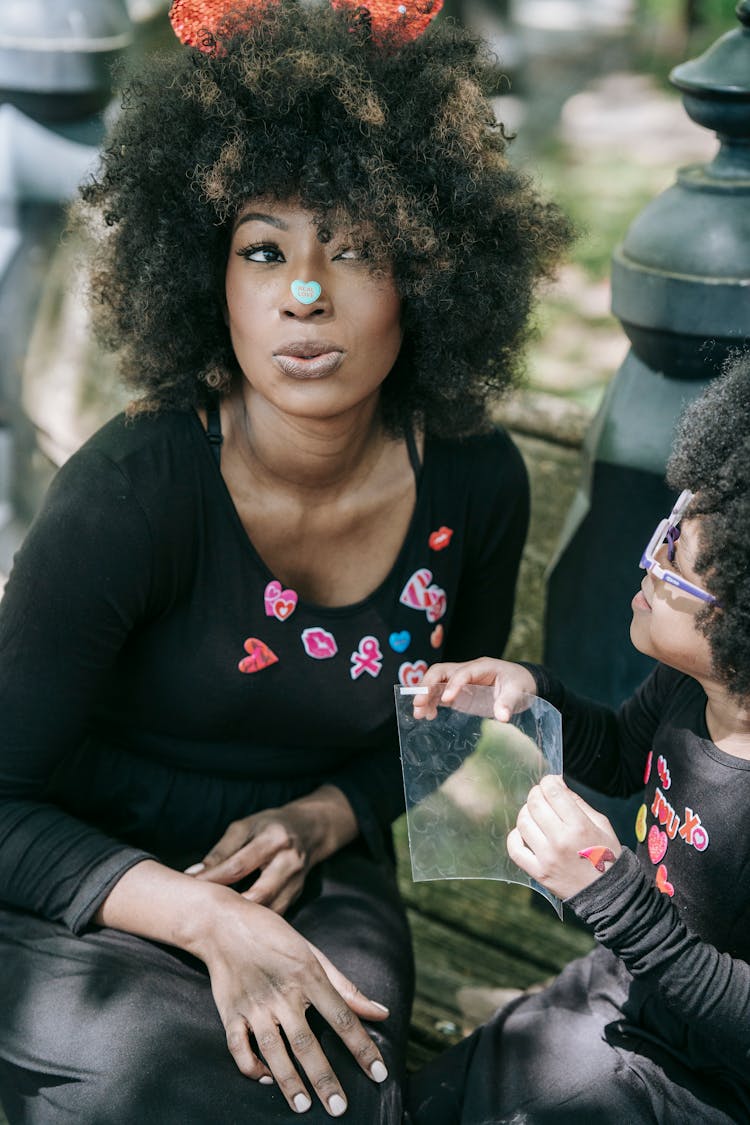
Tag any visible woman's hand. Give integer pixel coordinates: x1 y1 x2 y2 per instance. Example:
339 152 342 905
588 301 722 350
413 658 537 722
186 786 358 914
507 775 622 900
197 891 390 1117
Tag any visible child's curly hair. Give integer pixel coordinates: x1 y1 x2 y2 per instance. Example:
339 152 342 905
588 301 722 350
667 351 750 697
76 0 572 436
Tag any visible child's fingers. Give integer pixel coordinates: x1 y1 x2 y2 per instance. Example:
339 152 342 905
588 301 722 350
506 826 541 879
438 658 503 704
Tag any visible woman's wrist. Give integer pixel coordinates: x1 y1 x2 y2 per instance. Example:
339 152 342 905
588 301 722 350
288 784 358 866
95 858 243 961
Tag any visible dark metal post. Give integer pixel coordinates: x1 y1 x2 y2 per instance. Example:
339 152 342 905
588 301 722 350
543 1 750 707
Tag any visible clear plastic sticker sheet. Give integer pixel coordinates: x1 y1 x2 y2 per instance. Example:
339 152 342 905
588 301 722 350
395 684 564 917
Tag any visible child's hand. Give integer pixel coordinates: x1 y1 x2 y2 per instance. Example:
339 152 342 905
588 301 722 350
507 775 622 900
413 658 537 721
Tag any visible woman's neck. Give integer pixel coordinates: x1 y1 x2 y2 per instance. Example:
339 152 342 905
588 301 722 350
702 680 750 759
224 384 390 497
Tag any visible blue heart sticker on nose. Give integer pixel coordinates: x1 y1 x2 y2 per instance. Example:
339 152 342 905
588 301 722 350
389 630 411 653
291 279 322 305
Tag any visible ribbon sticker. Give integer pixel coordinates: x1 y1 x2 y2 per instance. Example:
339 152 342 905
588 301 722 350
350 636 383 680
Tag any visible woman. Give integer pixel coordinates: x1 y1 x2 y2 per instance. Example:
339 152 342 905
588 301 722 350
0 1 570 1121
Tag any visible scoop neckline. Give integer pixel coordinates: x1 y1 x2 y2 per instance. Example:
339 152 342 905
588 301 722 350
188 408 427 618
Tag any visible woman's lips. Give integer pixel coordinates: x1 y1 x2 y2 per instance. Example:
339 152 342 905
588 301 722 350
273 347 344 380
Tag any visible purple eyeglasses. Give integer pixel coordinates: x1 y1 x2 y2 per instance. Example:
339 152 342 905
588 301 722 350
639 489 717 605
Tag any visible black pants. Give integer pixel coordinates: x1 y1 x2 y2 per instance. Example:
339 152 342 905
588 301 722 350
0 848 413 1125
406 946 748 1125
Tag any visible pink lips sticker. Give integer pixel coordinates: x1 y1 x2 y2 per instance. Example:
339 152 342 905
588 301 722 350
238 637 279 674
647 824 668 865
428 526 453 551
301 627 338 660
264 580 298 621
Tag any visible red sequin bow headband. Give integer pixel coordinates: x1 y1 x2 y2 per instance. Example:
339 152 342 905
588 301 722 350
169 0 443 49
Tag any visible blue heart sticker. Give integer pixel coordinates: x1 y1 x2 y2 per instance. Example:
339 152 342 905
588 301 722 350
389 630 411 653
291 279 322 305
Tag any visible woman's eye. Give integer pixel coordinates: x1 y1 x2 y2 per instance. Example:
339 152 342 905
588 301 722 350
237 244 284 263
334 246 368 261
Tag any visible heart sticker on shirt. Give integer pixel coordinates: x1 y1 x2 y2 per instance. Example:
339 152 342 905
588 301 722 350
399 660 427 687
655 864 674 897
264 580 298 621
389 631 411 653
647 824 668 865
238 637 279 674
430 624 444 649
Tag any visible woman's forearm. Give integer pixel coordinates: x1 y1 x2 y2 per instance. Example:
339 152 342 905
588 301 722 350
93 857 236 958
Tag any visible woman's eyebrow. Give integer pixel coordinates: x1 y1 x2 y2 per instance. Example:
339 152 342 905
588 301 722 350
233 212 289 233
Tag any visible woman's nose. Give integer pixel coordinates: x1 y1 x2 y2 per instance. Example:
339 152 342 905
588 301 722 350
280 277 331 318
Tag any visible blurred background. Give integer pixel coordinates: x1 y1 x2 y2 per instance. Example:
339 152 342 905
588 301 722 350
0 0 741 645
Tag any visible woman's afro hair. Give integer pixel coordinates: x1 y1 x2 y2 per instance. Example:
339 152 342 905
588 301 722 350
667 350 750 697
76 0 572 436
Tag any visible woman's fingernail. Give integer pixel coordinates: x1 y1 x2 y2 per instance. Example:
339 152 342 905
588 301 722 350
370 1001 389 1014
184 863 205 875
328 1094 347 1116
370 1060 388 1082
259 1075 274 1085
293 1092 311 1113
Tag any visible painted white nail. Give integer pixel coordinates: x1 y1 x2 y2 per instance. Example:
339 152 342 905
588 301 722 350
370 1001 389 1014
293 1093 311 1113
370 1060 388 1083
328 1094 347 1116
259 1075 274 1085
183 863 205 875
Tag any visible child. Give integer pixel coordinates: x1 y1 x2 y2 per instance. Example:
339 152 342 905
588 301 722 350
406 354 750 1124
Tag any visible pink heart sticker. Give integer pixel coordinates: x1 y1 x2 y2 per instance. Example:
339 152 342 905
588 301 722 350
647 824 668 865
655 864 675 897
238 637 279 674
399 660 428 687
264 580 298 621
399 568 433 610
424 585 446 624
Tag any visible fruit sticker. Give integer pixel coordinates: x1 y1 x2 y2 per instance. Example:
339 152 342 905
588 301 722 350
301 627 338 660
350 636 383 680
635 804 648 843
238 637 279 674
